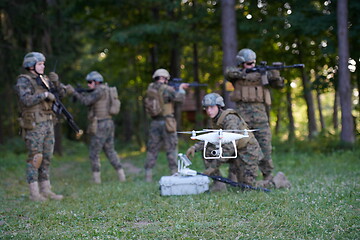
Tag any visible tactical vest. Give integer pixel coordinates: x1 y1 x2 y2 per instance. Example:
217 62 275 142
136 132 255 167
230 72 272 106
17 74 55 130
213 109 254 149
88 84 111 120
163 85 176 117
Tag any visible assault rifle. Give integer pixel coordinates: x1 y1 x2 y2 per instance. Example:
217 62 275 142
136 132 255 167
168 78 207 91
38 75 83 138
197 172 271 192
177 153 270 192
75 83 94 93
245 61 304 85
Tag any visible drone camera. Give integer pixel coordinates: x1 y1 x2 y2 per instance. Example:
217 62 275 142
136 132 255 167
211 150 220 156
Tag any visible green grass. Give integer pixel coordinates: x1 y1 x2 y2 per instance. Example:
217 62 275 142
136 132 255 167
0 137 359 239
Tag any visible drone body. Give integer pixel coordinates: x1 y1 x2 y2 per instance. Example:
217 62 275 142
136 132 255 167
179 129 255 159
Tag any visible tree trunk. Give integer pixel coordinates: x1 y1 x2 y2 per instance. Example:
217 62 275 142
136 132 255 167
193 43 203 130
286 82 295 141
333 90 339 131
170 41 183 130
221 0 237 108
54 124 62 156
337 0 355 143
316 90 325 132
275 106 281 136
300 65 318 139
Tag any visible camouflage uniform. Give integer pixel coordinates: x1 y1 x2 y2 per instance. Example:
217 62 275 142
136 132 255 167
15 72 65 184
225 67 283 180
145 81 186 174
191 109 263 186
72 84 123 173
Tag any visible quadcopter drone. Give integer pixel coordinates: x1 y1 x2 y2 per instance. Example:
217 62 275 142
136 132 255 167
178 129 257 159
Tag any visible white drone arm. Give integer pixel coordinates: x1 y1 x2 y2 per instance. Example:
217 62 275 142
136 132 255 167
177 153 197 176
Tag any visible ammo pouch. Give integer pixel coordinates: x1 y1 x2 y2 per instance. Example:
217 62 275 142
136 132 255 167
165 116 177 133
17 110 54 130
87 117 98 135
230 85 272 106
18 112 36 130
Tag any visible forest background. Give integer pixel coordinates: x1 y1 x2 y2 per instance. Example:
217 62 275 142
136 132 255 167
0 0 359 153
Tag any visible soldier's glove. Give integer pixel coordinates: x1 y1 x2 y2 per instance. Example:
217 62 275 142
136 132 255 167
268 70 280 79
186 146 196 159
48 72 60 87
44 92 56 102
65 84 75 95
225 67 245 80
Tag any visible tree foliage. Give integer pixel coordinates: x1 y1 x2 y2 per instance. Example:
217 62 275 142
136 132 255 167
0 0 358 145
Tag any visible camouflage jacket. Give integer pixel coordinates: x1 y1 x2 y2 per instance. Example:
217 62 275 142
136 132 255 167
15 72 66 108
72 85 104 106
225 66 283 87
72 84 111 119
149 81 186 104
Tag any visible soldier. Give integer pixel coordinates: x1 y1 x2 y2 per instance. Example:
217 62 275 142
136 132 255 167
186 93 264 191
144 69 189 182
225 48 284 182
15 52 65 201
66 71 126 184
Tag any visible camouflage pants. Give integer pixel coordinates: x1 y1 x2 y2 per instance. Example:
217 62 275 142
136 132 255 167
204 140 262 186
145 119 178 172
89 119 122 172
24 120 54 183
235 102 274 179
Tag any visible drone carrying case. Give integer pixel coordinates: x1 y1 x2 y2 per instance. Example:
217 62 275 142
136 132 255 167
159 175 210 196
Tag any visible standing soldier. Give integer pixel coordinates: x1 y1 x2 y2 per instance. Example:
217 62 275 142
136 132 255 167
144 69 189 182
66 71 126 184
225 48 284 182
186 93 264 191
15 52 65 201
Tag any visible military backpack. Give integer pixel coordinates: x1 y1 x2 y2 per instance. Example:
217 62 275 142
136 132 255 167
144 84 164 117
108 86 121 115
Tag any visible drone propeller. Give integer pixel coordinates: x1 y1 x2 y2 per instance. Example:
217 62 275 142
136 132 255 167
202 129 259 133
177 130 211 134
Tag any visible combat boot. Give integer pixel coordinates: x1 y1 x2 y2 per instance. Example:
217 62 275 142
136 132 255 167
29 182 47 202
92 172 101 184
273 172 291 189
263 174 274 181
256 180 273 189
210 181 227 192
145 169 152 182
39 180 63 200
117 168 126 182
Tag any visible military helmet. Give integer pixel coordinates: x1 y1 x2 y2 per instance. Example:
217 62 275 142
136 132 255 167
236 48 256 66
202 93 225 108
22 52 46 68
152 68 170 80
86 71 104 82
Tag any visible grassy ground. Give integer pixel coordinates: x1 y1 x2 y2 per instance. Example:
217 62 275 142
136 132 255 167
0 137 359 239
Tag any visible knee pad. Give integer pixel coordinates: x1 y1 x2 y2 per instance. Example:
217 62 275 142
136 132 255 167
31 153 43 169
